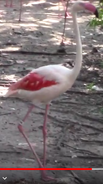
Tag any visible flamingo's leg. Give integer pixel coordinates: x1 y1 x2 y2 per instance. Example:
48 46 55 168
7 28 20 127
60 0 72 46
18 105 56 181
58 0 62 18
10 0 13 7
22 105 34 122
42 104 49 167
19 0 22 22
64 0 72 18
17 105 34 149
5 0 8 7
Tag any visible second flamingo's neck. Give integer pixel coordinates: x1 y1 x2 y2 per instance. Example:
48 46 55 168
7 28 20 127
70 10 82 80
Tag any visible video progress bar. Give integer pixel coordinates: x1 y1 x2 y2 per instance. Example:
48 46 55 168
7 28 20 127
92 168 103 170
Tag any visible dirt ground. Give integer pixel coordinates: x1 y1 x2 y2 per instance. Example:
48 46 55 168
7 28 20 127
0 0 103 183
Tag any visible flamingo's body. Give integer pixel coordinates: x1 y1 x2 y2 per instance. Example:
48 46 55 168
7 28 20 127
4 1 98 181
5 64 76 103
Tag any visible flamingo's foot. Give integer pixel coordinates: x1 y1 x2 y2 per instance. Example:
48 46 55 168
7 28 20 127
0 12 4 16
60 40 65 46
41 170 56 181
42 174 56 181
5 4 13 7
58 14 62 18
40 157 47 168
65 12 72 18
10 4 13 7
57 43 66 53
5 4 8 7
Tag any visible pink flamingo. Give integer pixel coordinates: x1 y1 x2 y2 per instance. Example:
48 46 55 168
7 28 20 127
4 0 70 22
4 2 98 181
5 0 13 7
5 0 70 22
5 0 22 21
58 0 71 18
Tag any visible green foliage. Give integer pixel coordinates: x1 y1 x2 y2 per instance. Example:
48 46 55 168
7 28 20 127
100 61 103 68
88 3 103 28
99 107 103 114
86 83 95 90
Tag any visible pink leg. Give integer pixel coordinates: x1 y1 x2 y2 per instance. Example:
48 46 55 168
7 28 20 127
10 0 13 7
18 104 56 181
62 0 66 11
42 104 49 167
58 2 61 18
58 0 63 18
17 105 35 149
22 105 34 122
19 0 22 22
5 0 8 7
60 0 72 45
64 0 72 18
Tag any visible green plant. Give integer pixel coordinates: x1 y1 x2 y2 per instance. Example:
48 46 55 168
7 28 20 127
100 60 103 68
99 107 103 114
88 2 103 28
86 82 95 90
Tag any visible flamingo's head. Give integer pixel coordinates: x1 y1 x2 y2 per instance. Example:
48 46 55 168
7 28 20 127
72 1 99 18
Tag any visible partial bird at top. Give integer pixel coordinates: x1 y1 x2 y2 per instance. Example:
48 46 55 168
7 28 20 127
4 1 98 181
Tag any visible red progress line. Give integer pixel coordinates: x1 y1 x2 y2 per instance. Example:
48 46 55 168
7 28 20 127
0 168 92 170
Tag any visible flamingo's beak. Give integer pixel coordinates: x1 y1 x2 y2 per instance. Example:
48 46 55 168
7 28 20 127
94 8 99 18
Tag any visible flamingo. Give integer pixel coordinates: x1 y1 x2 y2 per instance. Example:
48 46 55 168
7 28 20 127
4 1 98 181
5 0 13 7
5 0 22 21
58 0 72 18
4 0 71 22
4 0 70 23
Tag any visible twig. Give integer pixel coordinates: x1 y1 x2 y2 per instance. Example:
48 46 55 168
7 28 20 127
69 170 85 184
0 80 16 87
0 63 15 67
80 138 103 144
57 123 72 149
48 113 103 133
0 50 76 55
0 112 13 116
67 109 103 126
79 123 103 132
55 117 103 151
57 131 66 150
32 109 103 134
35 111 103 133
52 100 86 106
85 132 99 136
0 83 10 86
60 155 103 159
16 69 32 74
76 113 103 125
0 80 14 83
64 143 99 156
68 119 103 133
0 150 21 154
35 112 64 126
66 89 103 95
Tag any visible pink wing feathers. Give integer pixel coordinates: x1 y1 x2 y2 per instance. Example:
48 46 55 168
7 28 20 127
8 72 58 92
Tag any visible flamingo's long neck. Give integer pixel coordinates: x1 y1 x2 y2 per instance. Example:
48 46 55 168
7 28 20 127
70 9 82 80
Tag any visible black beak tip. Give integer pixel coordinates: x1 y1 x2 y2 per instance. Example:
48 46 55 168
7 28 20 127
94 9 99 18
